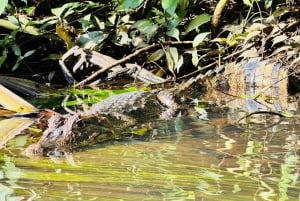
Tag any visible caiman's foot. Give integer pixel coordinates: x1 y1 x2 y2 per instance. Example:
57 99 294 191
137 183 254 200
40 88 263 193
23 143 43 157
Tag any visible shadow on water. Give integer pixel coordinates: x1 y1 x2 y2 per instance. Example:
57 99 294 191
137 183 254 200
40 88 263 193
0 107 300 201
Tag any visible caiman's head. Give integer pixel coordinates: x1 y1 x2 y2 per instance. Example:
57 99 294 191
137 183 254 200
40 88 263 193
24 110 124 157
24 111 81 157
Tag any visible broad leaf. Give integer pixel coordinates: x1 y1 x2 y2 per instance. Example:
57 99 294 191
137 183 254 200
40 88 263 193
51 2 81 20
291 35 300 43
22 25 40 36
178 0 189 10
271 46 291 56
167 28 180 41
175 55 184 73
193 32 210 47
24 49 35 58
243 0 253 6
56 23 74 49
0 118 34 149
162 0 178 16
185 13 211 33
12 44 21 57
7 15 19 26
147 49 165 62
191 48 199 67
272 6 290 18
0 19 18 30
272 34 288 47
77 31 108 49
116 0 144 10
166 47 181 75
239 47 259 59
3 14 40 35
0 50 7 67
243 30 261 45
131 19 158 42
0 0 8 15
0 84 37 113
264 0 272 9
12 58 22 71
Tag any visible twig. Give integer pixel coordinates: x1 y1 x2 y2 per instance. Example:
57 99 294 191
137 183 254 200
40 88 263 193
61 95 77 115
74 41 193 87
222 43 255 61
237 110 285 124
177 61 217 80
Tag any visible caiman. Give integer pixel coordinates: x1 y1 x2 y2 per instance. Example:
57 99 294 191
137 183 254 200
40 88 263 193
24 79 204 156
24 59 297 156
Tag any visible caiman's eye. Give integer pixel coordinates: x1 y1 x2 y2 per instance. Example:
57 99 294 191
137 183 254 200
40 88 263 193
75 119 84 127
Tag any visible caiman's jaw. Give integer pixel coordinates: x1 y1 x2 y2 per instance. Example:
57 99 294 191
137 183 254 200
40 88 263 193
24 113 81 157
41 113 81 147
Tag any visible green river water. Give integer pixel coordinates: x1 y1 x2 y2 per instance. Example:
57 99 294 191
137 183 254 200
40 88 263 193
0 93 300 201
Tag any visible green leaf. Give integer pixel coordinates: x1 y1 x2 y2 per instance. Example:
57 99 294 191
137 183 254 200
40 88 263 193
77 31 109 49
162 0 178 16
185 13 211 33
51 2 81 20
0 19 18 30
23 25 40 35
272 6 290 18
80 14 93 31
192 32 210 47
24 49 35 58
116 0 144 10
264 0 272 8
175 55 184 73
12 44 21 57
0 0 8 14
243 30 261 45
167 28 180 41
8 15 19 26
178 0 189 10
12 57 22 71
191 48 198 67
243 0 253 6
0 49 8 67
0 16 39 35
131 19 158 42
168 17 182 30
166 47 181 74
147 49 165 62
23 6 35 15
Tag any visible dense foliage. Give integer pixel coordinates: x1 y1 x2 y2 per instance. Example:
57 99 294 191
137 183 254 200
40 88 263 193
0 0 299 85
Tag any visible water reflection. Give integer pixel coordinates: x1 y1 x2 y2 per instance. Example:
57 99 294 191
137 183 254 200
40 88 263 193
0 113 299 200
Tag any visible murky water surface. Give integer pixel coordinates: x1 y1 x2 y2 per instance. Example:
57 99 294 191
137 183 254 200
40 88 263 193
0 100 300 200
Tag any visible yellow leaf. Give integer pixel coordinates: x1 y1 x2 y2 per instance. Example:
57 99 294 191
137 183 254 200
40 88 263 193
0 84 37 113
56 23 74 49
0 117 34 148
132 127 149 136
